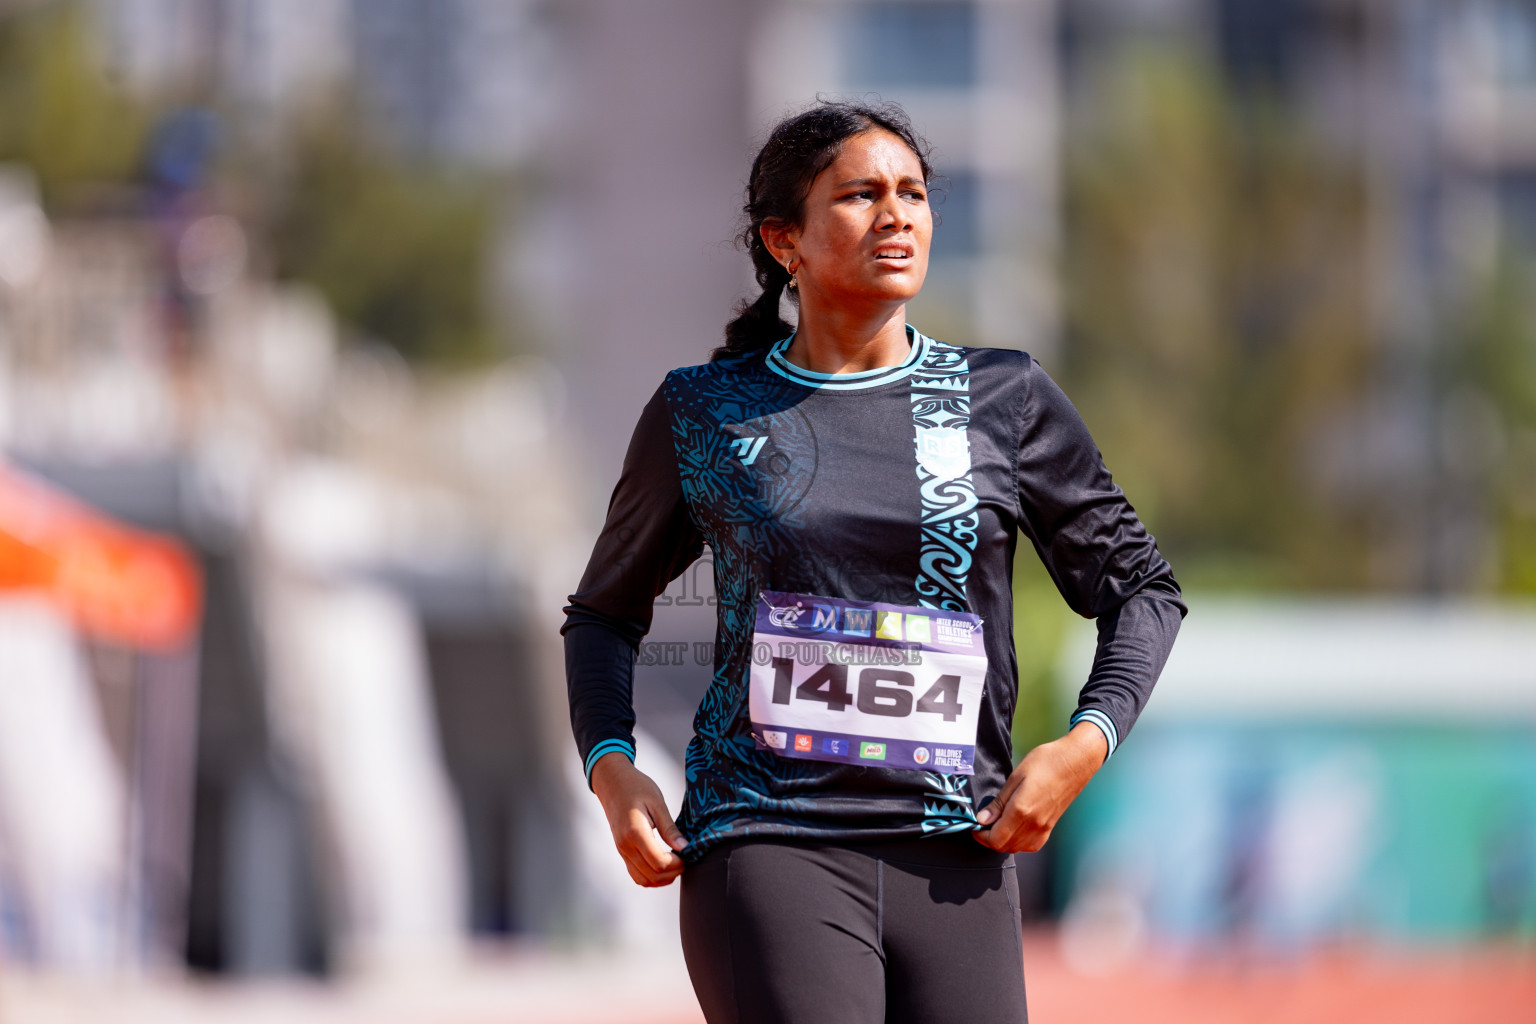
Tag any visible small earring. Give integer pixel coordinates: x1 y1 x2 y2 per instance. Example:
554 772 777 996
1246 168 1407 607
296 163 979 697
785 262 798 290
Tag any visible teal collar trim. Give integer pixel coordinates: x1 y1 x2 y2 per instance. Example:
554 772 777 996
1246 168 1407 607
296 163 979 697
764 325 930 391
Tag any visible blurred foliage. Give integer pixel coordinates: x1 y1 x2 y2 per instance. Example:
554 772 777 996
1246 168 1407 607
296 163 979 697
261 107 501 367
0 3 148 206
1453 260 1536 593
1057 45 1375 591
1015 40 1536 752
1013 43 1382 751
1010 550 1071 760
0 2 501 367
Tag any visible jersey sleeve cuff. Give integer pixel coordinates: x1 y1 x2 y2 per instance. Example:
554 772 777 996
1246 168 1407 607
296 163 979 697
1069 708 1119 762
583 737 637 789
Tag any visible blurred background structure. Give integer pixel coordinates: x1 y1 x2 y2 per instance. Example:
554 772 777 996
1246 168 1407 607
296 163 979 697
0 0 1532 1021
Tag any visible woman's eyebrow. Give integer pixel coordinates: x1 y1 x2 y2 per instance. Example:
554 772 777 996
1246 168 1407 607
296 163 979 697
833 175 925 189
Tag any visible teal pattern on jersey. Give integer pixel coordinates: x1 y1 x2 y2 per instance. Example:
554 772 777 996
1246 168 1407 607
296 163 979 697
909 334 983 834
663 352 829 851
919 772 978 833
909 336 979 613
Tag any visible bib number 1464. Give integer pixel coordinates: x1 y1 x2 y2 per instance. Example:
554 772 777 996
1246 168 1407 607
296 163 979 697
769 659 964 722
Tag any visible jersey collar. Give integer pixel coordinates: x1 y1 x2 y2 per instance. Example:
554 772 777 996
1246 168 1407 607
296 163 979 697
764 325 931 391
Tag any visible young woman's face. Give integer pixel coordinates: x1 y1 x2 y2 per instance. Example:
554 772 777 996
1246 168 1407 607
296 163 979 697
777 130 932 310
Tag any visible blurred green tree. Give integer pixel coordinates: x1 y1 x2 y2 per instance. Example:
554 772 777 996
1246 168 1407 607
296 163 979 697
0 4 502 367
263 107 501 366
1057 44 1375 591
1010 551 1071 759
1013 44 1381 755
0 3 147 206
1454 260 1536 594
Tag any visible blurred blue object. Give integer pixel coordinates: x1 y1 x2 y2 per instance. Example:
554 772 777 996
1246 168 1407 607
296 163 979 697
148 108 221 193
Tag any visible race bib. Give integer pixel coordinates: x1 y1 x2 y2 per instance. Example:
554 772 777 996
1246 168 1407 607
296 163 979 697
748 589 987 774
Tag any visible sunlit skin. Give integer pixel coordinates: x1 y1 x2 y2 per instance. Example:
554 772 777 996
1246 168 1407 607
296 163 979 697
761 129 931 375
590 131 1111 885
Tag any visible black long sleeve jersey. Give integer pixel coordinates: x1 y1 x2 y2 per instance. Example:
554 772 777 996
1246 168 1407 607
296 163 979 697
563 327 1185 861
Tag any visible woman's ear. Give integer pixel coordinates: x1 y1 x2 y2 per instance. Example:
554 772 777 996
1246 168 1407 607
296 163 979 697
760 218 798 271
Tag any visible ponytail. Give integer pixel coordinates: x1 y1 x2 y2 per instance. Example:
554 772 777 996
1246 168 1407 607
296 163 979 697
718 243 794 358
723 280 793 355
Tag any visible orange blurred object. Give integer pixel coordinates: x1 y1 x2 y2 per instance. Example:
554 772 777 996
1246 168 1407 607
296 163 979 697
0 464 201 651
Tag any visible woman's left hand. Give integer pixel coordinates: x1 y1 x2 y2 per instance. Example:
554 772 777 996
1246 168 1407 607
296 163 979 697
972 721 1108 854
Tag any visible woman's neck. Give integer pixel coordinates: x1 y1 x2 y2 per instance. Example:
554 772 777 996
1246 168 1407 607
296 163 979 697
782 303 911 375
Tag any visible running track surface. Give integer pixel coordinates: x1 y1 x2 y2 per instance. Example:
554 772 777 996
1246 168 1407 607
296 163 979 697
4 930 1532 1023
1019 931 1536 1024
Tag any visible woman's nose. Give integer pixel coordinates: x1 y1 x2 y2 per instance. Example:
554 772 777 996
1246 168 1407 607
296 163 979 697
874 194 911 232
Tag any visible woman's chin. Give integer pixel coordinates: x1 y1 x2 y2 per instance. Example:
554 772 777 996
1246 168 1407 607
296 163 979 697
852 274 926 306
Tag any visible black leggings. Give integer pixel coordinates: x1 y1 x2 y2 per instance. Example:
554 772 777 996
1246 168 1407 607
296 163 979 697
679 835 1029 1024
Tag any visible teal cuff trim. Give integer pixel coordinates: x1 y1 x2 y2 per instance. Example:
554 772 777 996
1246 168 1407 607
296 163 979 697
1069 709 1119 761
584 738 636 788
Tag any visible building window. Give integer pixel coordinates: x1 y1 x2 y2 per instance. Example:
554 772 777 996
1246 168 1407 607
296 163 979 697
1212 0 1305 91
1471 1 1536 87
1496 1 1536 86
1498 170 1536 260
928 170 978 260
843 1 977 89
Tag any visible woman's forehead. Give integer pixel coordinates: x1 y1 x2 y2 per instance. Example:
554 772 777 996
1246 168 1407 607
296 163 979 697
820 130 925 183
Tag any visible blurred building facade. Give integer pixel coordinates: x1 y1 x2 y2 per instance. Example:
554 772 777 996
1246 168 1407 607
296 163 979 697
94 0 558 166
1065 0 1536 592
3 0 1535 992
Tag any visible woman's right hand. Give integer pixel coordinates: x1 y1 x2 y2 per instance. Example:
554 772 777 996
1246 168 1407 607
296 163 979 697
590 751 689 887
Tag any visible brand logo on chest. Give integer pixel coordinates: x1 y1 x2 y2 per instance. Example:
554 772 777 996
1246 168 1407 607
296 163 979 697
730 435 767 465
711 406 820 525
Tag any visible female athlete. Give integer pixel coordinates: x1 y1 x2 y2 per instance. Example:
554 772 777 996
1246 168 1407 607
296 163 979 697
563 100 1185 1023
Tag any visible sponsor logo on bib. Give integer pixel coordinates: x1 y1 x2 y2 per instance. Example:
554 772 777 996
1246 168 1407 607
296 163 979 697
795 734 813 752
808 603 837 632
875 611 904 640
822 738 848 755
841 607 873 637
768 602 804 628
933 746 965 769
935 617 981 646
762 730 786 749
769 600 837 633
859 742 887 761
913 746 931 765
